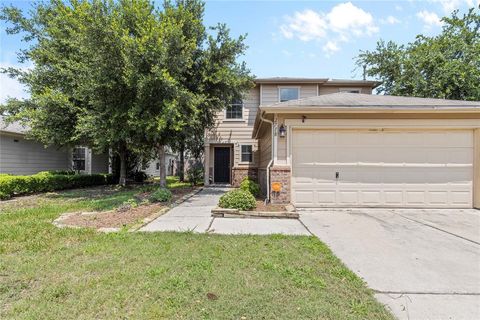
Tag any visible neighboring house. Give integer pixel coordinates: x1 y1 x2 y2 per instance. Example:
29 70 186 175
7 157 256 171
205 77 480 209
0 117 109 175
144 150 178 177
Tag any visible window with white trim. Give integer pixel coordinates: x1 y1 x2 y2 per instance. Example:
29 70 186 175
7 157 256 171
279 87 299 102
72 147 86 171
241 145 253 163
225 100 243 119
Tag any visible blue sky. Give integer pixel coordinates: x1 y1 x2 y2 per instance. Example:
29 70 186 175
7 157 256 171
1 0 478 102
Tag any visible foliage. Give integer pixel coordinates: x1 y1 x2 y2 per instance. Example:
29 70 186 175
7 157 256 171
0 0 254 188
240 177 261 197
356 7 480 100
0 172 115 200
166 176 190 189
186 162 204 186
149 187 173 202
128 171 148 183
218 189 256 210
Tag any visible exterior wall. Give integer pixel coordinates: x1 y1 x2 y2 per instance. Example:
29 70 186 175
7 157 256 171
270 166 291 204
475 129 480 209
144 154 177 177
319 86 372 95
90 152 110 174
0 132 70 175
260 84 318 105
232 167 258 187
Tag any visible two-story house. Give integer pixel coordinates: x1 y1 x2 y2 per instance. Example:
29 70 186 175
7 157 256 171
205 77 480 209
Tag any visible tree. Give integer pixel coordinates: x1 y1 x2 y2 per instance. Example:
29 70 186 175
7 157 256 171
356 7 480 100
1 0 253 188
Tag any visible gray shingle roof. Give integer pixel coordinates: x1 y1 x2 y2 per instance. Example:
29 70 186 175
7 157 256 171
0 116 28 135
263 92 480 109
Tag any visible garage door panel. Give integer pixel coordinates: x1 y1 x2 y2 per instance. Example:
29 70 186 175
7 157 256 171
292 130 473 208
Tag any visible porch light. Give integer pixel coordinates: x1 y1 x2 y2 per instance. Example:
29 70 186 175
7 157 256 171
279 124 286 137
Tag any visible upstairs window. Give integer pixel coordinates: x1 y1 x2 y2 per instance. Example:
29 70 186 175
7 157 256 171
279 87 299 102
241 145 253 163
339 88 361 93
225 100 243 120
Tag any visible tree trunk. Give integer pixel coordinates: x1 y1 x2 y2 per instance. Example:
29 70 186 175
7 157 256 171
179 143 185 182
118 146 127 187
158 144 167 187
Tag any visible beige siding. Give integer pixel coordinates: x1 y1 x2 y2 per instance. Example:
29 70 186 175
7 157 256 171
319 86 372 95
261 84 318 105
0 132 70 175
90 152 109 174
258 125 272 168
206 87 260 167
474 129 480 208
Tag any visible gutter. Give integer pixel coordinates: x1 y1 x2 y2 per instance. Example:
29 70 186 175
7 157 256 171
259 111 274 203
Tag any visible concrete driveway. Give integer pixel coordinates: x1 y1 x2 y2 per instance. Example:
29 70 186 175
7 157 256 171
300 208 480 320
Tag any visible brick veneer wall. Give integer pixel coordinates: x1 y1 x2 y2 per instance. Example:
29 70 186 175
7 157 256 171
232 167 258 187
269 166 291 204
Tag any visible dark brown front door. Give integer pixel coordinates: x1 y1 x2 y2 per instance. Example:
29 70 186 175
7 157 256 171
214 147 230 183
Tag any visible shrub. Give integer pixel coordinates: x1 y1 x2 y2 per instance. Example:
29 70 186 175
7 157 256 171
0 172 115 200
187 163 204 186
150 188 172 202
218 189 256 210
240 177 261 197
128 170 148 183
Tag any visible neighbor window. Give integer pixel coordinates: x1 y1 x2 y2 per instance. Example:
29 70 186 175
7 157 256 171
225 100 243 120
279 87 299 102
241 145 253 162
72 147 86 171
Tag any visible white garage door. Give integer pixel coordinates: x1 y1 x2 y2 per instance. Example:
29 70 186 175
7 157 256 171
292 130 473 208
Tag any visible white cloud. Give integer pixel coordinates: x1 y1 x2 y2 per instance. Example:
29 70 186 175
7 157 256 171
416 10 443 28
380 15 401 25
322 41 340 57
395 5 403 11
428 0 478 13
279 2 378 56
0 62 30 104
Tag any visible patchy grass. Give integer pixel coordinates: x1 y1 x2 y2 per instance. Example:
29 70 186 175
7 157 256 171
0 186 392 319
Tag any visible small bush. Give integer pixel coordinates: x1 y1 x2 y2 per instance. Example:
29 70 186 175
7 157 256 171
187 163 204 186
150 188 172 202
218 189 256 210
240 177 261 197
128 170 148 183
0 172 115 200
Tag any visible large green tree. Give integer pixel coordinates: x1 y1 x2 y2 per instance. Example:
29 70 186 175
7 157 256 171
1 0 253 186
356 7 480 100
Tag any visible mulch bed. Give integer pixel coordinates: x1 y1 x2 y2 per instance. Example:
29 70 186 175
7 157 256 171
60 187 196 229
254 200 287 212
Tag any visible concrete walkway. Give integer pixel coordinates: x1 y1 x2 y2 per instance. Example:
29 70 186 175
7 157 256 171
140 188 310 235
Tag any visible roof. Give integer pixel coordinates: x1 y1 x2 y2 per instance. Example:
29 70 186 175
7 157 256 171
261 92 480 111
253 92 480 138
254 77 380 87
0 116 27 135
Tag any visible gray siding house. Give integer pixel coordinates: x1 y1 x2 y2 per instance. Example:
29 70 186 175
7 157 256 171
0 117 109 175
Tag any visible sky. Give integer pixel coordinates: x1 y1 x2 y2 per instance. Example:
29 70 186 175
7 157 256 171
0 0 478 103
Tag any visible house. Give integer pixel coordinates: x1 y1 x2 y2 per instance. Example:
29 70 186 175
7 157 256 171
144 149 178 177
204 78 480 209
0 117 109 175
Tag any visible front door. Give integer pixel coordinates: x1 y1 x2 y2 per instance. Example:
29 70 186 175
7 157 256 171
214 147 231 183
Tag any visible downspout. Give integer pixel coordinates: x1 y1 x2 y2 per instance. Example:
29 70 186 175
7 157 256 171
259 111 274 203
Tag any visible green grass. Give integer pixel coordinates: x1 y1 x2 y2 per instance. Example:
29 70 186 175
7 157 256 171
0 187 393 319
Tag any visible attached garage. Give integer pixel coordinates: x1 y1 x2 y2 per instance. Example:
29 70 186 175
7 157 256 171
292 129 473 208
253 92 480 209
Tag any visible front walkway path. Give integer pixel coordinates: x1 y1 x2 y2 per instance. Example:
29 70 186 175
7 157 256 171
140 187 310 235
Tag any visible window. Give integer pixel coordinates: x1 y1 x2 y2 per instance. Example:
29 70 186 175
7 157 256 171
72 147 86 171
279 87 299 102
225 101 243 120
339 88 361 93
241 145 253 163
156 162 160 170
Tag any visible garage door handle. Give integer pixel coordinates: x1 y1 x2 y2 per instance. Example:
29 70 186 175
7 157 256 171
336 172 339 179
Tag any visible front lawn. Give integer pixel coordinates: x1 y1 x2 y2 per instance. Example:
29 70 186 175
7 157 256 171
0 187 392 319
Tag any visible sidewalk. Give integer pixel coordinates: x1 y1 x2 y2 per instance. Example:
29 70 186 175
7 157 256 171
140 187 310 235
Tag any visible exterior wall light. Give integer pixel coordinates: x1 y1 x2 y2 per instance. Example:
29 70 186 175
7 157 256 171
279 124 286 137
